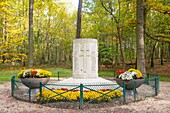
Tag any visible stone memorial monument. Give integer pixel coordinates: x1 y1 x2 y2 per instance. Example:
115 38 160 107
57 38 117 87
72 38 98 79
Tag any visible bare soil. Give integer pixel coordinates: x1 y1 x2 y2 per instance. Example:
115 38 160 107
0 81 170 113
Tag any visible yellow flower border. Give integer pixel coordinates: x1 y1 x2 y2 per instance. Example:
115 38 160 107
36 89 123 102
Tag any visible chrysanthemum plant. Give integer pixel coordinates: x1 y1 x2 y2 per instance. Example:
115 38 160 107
17 69 52 78
116 68 143 80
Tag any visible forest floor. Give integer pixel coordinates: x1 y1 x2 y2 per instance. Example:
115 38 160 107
147 64 170 75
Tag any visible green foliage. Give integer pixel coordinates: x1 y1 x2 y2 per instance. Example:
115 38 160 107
99 42 117 66
0 0 169 70
146 0 170 42
0 0 76 67
147 0 170 15
0 0 28 65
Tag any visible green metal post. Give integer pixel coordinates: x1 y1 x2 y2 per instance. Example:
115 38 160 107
157 75 160 93
79 84 83 109
39 82 43 104
113 70 116 77
155 77 158 96
11 76 15 96
146 73 150 85
133 81 136 102
58 71 60 81
123 82 126 103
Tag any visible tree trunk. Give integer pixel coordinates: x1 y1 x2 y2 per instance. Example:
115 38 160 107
4 16 7 42
117 25 125 69
28 0 34 68
161 42 164 65
169 43 170 61
136 0 146 75
150 42 157 68
76 0 82 39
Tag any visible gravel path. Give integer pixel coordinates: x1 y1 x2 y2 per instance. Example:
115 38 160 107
0 82 170 113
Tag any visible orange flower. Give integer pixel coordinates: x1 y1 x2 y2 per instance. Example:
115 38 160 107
116 70 127 75
31 70 37 75
61 88 68 91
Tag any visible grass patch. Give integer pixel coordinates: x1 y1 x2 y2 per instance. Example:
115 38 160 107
99 70 115 77
0 70 20 84
48 68 72 77
146 73 170 82
0 68 169 83
159 75 170 82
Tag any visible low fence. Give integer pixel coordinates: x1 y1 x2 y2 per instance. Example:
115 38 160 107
11 74 159 109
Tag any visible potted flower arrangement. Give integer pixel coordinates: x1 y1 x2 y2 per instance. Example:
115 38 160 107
17 69 52 89
114 68 145 90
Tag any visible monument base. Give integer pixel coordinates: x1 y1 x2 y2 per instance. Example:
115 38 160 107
57 77 112 84
52 77 122 91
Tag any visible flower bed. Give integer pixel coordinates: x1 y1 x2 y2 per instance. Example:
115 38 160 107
36 88 123 103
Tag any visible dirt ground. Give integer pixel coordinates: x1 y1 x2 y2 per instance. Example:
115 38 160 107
0 81 170 113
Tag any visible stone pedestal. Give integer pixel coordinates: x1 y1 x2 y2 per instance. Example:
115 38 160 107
73 38 98 79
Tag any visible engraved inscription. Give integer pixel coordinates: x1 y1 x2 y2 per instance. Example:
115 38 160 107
73 39 98 78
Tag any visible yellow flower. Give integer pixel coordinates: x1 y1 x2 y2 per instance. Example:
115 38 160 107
17 69 52 78
17 70 26 78
0 60 3 63
36 89 123 102
128 68 142 78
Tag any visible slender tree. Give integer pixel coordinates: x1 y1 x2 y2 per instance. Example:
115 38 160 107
136 0 146 75
100 0 126 69
28 0 34 68
76 0 82 38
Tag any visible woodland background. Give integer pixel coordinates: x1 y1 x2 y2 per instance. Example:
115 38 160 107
0 0 170 70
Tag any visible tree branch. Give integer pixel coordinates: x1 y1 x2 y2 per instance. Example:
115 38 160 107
100 0 118 23
145 32 170 43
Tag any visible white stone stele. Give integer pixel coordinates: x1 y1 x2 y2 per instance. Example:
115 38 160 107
73 38 98 79
56 38 119 90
